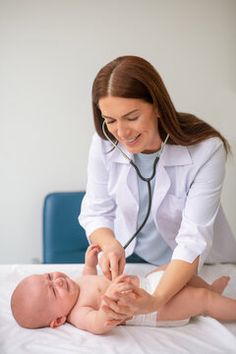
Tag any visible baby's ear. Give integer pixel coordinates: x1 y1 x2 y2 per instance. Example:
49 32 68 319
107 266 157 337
50 316 66 328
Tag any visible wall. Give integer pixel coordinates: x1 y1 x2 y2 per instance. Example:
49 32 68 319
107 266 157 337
0 0 235 263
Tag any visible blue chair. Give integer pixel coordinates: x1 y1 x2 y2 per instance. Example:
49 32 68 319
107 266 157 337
43 191 146 264
43 191 89 263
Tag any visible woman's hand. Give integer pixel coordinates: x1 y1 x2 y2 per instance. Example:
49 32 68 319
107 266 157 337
103 275 134 299
102 276 159 317
99 242 126 280
89 228 126 280
119 286 158 314
100 275 136 324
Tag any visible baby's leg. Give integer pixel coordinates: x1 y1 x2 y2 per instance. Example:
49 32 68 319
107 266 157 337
147 267 230 294
187 274 230 294
157 286 236 323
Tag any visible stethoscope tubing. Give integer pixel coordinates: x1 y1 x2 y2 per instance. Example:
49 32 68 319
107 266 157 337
123 179 152 249
101 120 169 250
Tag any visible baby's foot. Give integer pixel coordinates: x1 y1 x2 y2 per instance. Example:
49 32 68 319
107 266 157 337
211 276 230 294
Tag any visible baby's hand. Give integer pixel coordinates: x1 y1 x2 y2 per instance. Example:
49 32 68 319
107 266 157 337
100 277 136 325
85 244 101 268
103 275 134 301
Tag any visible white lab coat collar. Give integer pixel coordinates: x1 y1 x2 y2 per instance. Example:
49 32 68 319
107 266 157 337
106 141 193 167
105 143 132 164
160 144 192 166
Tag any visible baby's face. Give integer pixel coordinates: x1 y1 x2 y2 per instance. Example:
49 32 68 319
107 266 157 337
29 272 79 319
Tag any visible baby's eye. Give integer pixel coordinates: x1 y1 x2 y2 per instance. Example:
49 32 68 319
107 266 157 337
52 287 56 297
48 276 57 297
127 117 138 121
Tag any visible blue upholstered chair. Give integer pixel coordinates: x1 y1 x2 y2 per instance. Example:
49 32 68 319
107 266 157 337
43 191 146 264
43 191 89 263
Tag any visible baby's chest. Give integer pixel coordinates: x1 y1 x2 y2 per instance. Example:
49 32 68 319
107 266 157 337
78 285 103 309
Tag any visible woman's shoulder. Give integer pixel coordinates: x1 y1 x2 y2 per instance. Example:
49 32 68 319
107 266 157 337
163 137 225 167
91 132 104 145
188 137 224 153
187 137 225 159
90 132 112 154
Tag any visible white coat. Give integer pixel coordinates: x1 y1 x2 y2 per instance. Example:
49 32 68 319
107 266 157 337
79 133 236 269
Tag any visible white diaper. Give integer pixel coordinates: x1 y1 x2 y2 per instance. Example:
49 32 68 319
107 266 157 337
126 271 190 327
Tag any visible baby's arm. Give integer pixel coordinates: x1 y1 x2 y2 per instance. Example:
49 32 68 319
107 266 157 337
83 244 101 275
68 276 134 334
68 305 126 334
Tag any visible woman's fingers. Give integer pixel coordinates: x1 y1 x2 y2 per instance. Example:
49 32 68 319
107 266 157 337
101 303 130 321
119 256 126 276
99 252 121 280
98 244 126 280
105 315 134 326
105 319 126 327
109 252 126 280
99 255 112 280
105 279 135 298
102 305 132 319
110 255 119 280
112 274 129 284
102 295 134 316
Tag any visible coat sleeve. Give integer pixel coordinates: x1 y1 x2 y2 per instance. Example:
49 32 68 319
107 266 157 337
171 138 226 270
79 134 116 238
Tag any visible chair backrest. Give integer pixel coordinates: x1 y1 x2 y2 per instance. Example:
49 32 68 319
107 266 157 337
43 191 89 263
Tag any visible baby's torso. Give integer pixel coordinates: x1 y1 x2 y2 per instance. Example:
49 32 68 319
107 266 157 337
70 275 140 313
74 275 111 310
67 274 141 328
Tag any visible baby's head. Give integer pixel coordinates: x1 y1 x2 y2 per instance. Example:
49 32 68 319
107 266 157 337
11 272 79 329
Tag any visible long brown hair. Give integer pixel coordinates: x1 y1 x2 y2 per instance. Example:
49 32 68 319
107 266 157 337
92 55 230 154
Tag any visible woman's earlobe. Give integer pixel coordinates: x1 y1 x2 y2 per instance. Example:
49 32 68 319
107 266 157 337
50 316 66 328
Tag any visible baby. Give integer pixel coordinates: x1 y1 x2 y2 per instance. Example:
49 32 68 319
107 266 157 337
11 245 236 334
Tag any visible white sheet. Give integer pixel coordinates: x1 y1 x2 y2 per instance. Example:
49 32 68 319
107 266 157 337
0 263 236 354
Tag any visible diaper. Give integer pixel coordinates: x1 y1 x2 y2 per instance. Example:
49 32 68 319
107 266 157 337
126 270 190 327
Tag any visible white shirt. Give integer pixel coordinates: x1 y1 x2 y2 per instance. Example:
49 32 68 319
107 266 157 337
79 133 236 270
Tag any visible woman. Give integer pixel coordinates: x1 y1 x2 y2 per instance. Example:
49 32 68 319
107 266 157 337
79 55 236 312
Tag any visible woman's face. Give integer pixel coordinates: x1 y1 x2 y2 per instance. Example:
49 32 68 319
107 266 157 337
99 96 161 154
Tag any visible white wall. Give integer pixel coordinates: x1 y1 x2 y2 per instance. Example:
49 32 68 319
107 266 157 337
0 0 235 263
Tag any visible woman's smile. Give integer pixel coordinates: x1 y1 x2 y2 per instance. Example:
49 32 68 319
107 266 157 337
122 134 141 146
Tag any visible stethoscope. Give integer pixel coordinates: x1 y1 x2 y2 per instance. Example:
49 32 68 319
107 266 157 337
102 120 169 250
